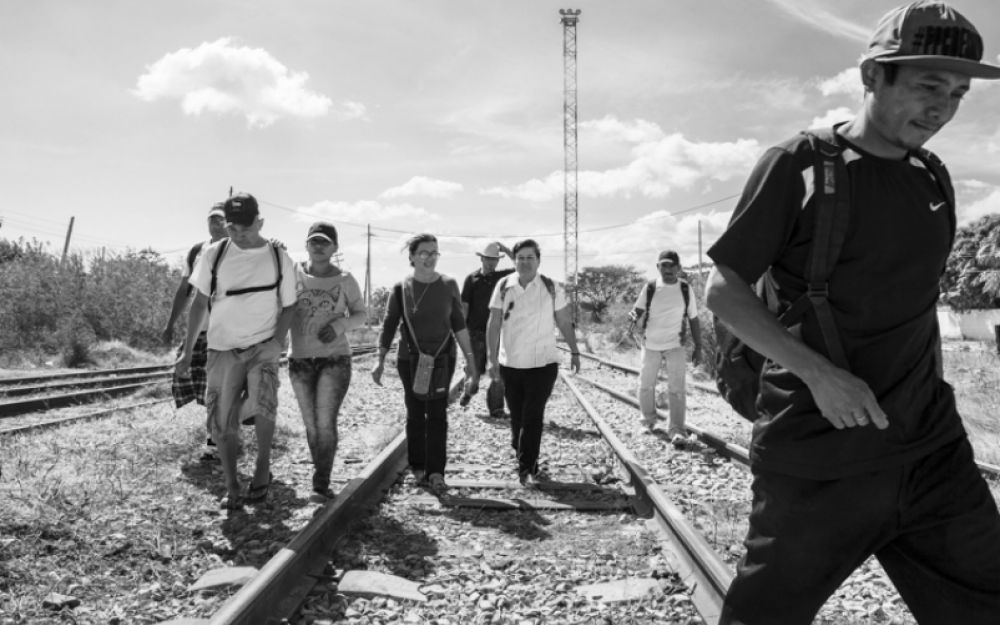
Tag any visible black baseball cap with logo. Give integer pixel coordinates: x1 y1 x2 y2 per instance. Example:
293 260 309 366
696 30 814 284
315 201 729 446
223 193 259 227
865 1 1000 79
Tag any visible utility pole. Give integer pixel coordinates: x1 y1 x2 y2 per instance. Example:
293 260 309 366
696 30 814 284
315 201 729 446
61 216 75 264
560 8 581 325
364 224 373 327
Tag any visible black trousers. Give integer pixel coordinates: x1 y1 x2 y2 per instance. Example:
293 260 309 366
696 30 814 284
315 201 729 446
397 358 455 476
720 437 1000 625
500 363 559 476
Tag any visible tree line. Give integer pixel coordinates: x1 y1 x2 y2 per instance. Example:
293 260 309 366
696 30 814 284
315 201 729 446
1 216 997 366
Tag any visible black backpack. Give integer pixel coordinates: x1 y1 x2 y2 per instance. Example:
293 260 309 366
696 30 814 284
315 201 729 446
636 279 691 343
713 128 955 422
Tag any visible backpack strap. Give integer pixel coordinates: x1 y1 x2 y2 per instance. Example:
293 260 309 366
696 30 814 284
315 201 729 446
679 280 690 343
641 279 656 335
208 238 231 310
398 280 451 359
913 148 957 245
782 128 850 369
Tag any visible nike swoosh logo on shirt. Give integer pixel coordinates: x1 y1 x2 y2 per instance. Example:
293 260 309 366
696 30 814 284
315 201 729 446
929 201 946 212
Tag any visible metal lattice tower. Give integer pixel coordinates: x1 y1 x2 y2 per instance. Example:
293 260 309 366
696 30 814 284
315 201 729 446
560 8 581 324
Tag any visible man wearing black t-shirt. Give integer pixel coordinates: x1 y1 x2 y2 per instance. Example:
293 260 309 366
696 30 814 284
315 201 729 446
706 3 1000 624
461 241 514 417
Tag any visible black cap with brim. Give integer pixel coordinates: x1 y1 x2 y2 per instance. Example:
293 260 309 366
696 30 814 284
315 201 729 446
872 54 1000 79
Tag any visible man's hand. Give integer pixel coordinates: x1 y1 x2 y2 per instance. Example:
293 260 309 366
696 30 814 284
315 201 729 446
174 351 193 378
569 353 580 374
371 362 384 386
463 362 478 389
692 346 702 367
627 309 640 323
497 242 512 257
161 326 174 346
268 237 287 251
806 367 889 430
488 362 500 381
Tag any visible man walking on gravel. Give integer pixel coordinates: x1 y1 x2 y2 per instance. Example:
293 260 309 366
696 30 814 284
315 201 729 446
486 239 581 487
460 241 514 417
628 250 701 447
176 192 297 510
163 201 228 458
706 2 1000 623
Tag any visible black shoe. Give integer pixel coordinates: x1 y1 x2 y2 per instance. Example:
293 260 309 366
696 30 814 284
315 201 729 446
459 392 472 408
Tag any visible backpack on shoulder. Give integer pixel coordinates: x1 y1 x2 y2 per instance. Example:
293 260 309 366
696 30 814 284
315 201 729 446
713 127 955 422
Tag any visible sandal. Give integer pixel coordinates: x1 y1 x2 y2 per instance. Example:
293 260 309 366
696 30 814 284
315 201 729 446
245 472 273 503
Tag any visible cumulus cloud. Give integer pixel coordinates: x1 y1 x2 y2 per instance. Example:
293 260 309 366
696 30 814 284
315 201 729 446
809 107 853 129
134 37 347 128
959 187 1000 225
379 176 463 200
298 200 441 224
817 67 862 99
482 119 761 202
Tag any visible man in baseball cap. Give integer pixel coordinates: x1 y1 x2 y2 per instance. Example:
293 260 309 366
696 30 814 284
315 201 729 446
706 2 1000 623
460 241 515 416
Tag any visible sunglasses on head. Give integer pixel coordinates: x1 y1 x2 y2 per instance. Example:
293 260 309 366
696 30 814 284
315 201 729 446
503 300 515 321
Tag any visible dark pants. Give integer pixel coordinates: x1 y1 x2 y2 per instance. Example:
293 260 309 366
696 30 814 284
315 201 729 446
720 437 1000 625
397 358 456 476
469 330 505 415
500 363 559 476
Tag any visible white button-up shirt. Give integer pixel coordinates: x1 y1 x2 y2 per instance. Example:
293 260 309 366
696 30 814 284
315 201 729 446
490 273 567 369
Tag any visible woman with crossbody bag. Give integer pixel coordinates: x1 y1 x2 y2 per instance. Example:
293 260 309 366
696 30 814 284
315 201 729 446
372 233 477 494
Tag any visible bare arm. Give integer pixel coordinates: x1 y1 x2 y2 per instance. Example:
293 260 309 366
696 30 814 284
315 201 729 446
688 316 702 365
486 308 502 378
162 279 191 344
174 292 209 376
705 264 887 429
273 305 295 348
554 306 581 373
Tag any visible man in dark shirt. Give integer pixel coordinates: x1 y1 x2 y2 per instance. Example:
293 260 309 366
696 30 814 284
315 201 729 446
706 2 1000 623
461 241 514 417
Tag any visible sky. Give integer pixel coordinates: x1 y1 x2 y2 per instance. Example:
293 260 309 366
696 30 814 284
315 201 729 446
2 0 1000 289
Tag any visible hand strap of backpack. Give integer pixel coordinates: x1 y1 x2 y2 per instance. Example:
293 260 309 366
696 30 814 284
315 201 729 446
779 129 851 370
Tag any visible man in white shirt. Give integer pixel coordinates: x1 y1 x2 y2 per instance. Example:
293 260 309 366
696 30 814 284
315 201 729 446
176 192 297 510
486 239 581 487
629 250 701 447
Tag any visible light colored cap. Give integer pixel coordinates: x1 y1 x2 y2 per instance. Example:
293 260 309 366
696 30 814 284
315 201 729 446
476 242 501 258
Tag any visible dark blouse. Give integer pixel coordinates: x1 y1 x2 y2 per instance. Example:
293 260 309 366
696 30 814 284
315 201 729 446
379 275 466 361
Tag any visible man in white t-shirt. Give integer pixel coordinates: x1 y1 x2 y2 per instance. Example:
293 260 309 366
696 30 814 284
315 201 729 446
629 250 701 447
176 192 297 510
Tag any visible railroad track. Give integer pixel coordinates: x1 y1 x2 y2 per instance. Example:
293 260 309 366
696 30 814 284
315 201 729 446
577 349 1000 480
0 345 380 436
181 370 736 624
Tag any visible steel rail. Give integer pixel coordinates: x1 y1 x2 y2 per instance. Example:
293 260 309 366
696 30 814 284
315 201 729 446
1 371 172 398
0 381 168 418
561 372 732 623
0 399 173 437
574 373 750 466
205 377 463 625
578 350 1000 480
0 345 378 389
0 363 172 387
